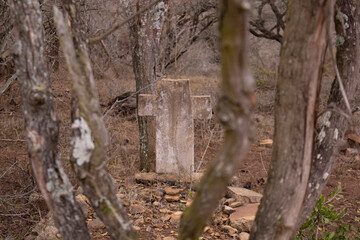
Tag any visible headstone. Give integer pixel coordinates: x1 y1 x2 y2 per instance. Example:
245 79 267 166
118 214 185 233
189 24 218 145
226 186 263 204
138 79 212 174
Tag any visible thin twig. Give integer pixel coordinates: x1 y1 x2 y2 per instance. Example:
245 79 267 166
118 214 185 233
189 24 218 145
0 161 17 179
0 71 18 96
0 138 26 142
259 152 268 175
103 75 165 118
89 0 162 44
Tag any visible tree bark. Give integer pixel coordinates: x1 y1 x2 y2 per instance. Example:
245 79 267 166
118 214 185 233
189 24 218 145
298 0 360 226
10 1 90 240
250 0 331 239
129 0 167 172
54 1 137 239
178 1 254 239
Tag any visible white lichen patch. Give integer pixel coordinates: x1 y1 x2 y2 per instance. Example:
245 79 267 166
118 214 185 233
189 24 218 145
334 128 339 140
71 117 94 166
321 111 332 128
323 172 329 180
27 130 45 152
318 128 326 144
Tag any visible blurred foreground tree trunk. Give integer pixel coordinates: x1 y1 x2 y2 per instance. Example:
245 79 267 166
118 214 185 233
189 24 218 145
250 0 331 239
54 1 137 239
128 0 168 172
10 0 90 239
298 0 360 225
178 0 255 239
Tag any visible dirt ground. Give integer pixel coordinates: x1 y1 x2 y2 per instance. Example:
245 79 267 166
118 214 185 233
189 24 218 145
1 36 360 239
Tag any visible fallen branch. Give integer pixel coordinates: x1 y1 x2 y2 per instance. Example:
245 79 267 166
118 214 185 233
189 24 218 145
0 72 17 96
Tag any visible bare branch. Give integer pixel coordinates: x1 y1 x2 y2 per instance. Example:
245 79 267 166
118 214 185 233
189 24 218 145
89 0 162 44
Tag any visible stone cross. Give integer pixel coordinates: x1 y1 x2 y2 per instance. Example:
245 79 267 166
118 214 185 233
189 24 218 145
138 79 212 174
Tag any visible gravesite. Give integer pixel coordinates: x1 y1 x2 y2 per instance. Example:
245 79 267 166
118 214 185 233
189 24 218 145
1 0 360 239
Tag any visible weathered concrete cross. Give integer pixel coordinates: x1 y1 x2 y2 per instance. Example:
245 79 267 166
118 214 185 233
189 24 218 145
138 79 212 174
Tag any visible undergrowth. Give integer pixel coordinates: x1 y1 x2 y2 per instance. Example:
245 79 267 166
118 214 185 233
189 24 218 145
296 185 360 240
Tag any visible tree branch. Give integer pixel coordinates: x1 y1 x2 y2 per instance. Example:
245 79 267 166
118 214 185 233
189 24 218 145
89 0 162 44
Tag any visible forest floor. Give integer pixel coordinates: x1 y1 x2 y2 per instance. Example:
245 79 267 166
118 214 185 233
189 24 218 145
1 59 360 239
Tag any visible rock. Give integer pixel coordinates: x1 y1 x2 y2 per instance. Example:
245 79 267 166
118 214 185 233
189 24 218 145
163 237 176 240
251 146 266 152
76 194 91 217
129 204 145 214
153 201 160 207
221 225 238 237
135 172 202 185
133 218 144 225
224 198 236 205
346 148 359 156
230 201 243 208
170 211 183 223
161 214 171 221
35 226 59 240
239 232 250 240
223 205 236 215
87 218 105 230
165 195 181 202
227 187 262 203
259 139 273 146
165 187 185 195
230 203 259 232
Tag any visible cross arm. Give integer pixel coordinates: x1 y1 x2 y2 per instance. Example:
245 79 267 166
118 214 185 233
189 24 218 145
138 94 156 116
191 96 212 119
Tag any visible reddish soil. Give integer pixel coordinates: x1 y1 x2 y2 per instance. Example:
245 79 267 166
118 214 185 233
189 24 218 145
1 67 359 239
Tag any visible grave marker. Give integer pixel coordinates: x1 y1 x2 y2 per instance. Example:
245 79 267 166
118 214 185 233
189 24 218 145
138 79 212 174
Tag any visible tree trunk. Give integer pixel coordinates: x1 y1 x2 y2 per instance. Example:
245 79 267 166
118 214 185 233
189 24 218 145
129 0 167 172
250 0 331 239
178 1 254 239
298 0 360 225
54 1 137 239
10 1 90 240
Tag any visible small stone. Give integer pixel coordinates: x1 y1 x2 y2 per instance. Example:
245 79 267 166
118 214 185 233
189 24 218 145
160 208 170 213
161 215 171 222
224 198 236 205
87 218 105 230
133 218 144 225
129 204 145 214
165 187 184 195
153 201 160 207
223 205 236 214
170 211 183 223
75 194 91 217
239 232 250 240
230 201 243 208
204 226 211 232
163 237 176 240
117 193 125 199
222 225 238 237
165 195 180 202
230 204 259 232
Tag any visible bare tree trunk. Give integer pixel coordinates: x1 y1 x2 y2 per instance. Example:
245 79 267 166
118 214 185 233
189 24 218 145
10 1 90 240
128 0 167 172
298 0 360 225
178 1 254 239
250 0 331 239
54 1 137 239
